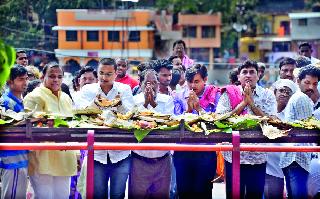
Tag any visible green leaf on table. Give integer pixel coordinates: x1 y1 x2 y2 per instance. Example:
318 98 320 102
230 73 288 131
134 129 152 142
231 119 259 130
223 127 233 133
54 118 69 128
214 121 230 129
289 122 304 128
0 119 14 125
158 124 179 131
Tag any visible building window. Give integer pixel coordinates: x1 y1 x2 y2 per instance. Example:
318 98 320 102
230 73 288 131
129 31 140 42
272 41 291 52
66 31 77 41
190 48 210 62
280 21 290 35
87 31 99 42
298 19 307 26
202 26 216 38
183 26 197 38
108 31 120 42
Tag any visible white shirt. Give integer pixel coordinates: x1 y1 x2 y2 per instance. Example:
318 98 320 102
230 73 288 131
133 93 174 158
266 110 285 178
77 82 134 164
216 85 277 164
311 56 320 64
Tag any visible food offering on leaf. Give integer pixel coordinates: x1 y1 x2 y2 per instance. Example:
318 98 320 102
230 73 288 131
116 111 134 120
107 118 135 129
290 117 320 129
134 120 157 129
189 123 203 133
176 113 200 124
261 122 290 139
94 94 121 108
135 110 173 124
267 118 292 130
138 110 155 117
73 108 103 115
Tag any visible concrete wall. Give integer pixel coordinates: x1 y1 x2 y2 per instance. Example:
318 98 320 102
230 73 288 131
291 18 320 40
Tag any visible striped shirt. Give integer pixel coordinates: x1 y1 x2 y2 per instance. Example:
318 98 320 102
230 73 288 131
0 91 28 169
216 85 277 164
279 91 314 172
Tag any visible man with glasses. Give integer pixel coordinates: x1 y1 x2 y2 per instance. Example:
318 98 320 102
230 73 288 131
264 79 297 199
16 50 28 67
115 58 138 90
77 58 134 199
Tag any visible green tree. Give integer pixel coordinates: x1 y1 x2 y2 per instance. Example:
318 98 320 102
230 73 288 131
0 0 115 50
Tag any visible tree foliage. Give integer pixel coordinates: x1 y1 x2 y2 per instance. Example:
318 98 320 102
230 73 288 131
0 0 114 50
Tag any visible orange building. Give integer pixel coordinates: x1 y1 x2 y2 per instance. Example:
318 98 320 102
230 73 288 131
178 13 222 66
52 9 155 73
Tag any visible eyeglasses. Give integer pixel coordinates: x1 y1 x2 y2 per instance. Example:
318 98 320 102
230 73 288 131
28 73 35 78
18 57 27 60
278 88 293 95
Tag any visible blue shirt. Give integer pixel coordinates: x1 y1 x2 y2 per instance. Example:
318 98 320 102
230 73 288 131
0 91 24 112
0 90 28 169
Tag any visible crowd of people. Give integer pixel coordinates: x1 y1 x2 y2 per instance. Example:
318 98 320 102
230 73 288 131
0 40 320 199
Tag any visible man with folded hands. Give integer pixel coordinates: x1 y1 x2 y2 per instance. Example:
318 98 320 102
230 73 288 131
216 60 277 199
130 69 174 199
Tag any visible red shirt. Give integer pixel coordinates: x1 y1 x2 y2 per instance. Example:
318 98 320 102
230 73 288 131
115 74 139 90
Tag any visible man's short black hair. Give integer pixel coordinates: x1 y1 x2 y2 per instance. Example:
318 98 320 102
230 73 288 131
99 58 117 71
151 59 173 73
279 57 297 69
173 40 186 50
229 68 240 85
296 56 311 68
299 42 312 49
298 64 320 81
79 66 97 78
16 50 26 57
238 60 258 74
168 55 186 71
72 71 80 91
115 58 128 66
168 55 179 63
170 69 181 87
137 62 152 72
24 79 41 97
185 64 208 82
42 62 62 76
9 65 28 81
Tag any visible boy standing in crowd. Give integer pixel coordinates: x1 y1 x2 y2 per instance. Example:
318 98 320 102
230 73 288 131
0 65 29 199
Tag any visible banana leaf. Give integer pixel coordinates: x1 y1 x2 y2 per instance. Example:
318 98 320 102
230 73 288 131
54 118 69 128
0 119 14 125
134 129 152 142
